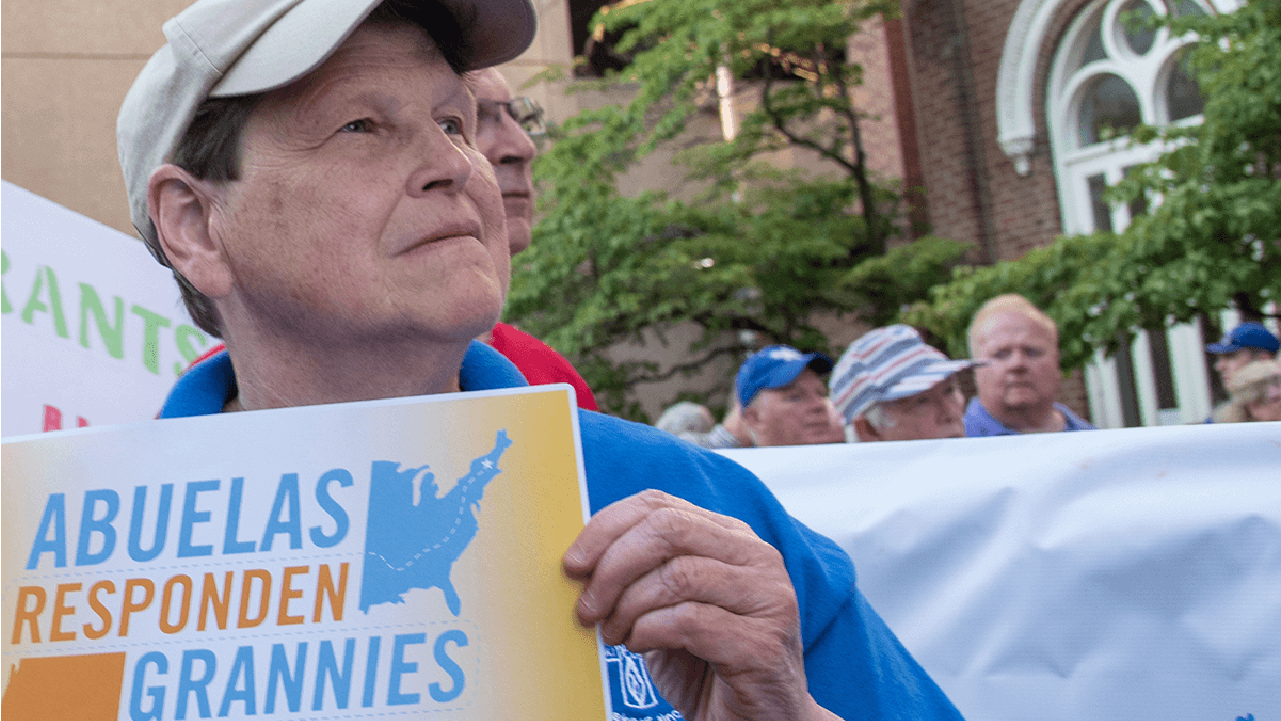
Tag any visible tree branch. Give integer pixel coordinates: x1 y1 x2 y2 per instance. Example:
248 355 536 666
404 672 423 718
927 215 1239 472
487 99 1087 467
828 52 886 255
760 41 858 175
627 344 744 384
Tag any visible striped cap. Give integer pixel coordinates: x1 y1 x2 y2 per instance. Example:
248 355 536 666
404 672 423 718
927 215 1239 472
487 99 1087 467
830 325 980 424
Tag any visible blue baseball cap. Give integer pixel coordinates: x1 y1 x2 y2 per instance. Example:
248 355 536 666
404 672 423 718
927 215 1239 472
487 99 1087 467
1206 322 1280 355
736 345 834 407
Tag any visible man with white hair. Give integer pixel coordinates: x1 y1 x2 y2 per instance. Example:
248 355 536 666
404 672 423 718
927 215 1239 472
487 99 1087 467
116 0 960 718
964 294 1094 436
830 325 979 442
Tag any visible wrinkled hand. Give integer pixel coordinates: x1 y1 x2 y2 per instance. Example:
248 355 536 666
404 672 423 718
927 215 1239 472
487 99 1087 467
564 490 840 721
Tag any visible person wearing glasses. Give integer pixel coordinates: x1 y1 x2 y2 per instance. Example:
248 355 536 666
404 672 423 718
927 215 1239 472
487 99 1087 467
474 69 544 254
472 69 598 410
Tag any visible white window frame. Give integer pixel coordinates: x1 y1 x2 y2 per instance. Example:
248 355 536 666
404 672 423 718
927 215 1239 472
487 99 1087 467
996 0 1245 428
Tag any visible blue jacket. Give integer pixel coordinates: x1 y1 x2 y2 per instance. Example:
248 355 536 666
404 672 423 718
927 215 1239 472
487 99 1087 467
160 342 962 720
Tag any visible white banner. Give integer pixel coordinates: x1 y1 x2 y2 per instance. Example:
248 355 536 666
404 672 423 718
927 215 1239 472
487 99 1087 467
2 182 212 437
723 423 1281 721
5 185 1279 719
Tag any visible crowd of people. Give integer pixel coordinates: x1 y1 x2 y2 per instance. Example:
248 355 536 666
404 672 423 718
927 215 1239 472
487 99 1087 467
112 0 1273 715
662 308 1280 447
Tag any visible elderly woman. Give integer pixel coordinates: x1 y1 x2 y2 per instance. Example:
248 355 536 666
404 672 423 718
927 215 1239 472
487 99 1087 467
1213 359 1281 423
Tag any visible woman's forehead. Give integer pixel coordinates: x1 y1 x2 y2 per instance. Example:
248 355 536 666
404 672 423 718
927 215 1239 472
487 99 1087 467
272 22 464 105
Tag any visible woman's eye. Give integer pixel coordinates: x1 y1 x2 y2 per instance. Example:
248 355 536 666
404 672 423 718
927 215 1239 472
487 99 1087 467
438 117 463 135
340 119 372 133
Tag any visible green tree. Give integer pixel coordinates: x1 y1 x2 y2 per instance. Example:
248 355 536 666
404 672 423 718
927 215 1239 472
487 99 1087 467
906 0 1281 371
506 0 967 419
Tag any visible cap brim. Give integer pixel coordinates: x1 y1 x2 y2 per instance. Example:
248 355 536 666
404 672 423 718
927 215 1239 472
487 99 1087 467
212 0 536 97
1206 342 1240 354
878 359 979 403
766 354 834 387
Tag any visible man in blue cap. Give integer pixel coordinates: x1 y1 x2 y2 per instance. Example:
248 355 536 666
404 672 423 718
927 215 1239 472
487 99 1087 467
737 345 846 446
1208 322 1279 390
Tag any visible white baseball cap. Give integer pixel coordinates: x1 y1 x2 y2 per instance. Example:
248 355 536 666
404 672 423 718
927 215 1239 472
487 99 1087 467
117 0 536 251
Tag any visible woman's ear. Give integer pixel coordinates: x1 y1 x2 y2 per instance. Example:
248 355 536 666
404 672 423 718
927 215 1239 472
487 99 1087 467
147 164 232 298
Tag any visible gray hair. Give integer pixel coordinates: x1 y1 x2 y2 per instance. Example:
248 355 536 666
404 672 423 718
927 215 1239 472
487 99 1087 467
861 402 896 429
656 402 715 436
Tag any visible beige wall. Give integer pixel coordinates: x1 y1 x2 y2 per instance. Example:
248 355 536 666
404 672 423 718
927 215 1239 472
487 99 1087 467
2 1 190 236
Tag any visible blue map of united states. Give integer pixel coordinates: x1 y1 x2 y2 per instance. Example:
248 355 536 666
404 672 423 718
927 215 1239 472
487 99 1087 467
360 430 512 615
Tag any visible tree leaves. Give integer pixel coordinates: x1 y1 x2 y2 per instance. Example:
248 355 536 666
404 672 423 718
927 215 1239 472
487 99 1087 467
506 0 961 419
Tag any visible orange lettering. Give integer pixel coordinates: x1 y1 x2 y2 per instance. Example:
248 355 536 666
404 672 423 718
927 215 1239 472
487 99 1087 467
198 572 233 631
11 586 47 644
83 580 115 639
277 566 307 626
238 569 271 628
313 563 349 623
119 578 155 636
51 583 81 642
160 575 193 634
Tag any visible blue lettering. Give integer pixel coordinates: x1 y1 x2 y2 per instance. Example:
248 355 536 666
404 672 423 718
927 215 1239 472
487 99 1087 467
429 629 468 702
309 469 353 548
130 651 167 721
28 493 68 569
362 635 381 708
265 642 307 713
75 489 119 566
219 646 256 717
260 474 302 552
388 633 425 706
176 649 216 719
313 638 356 710
178 481 219 558
129 484 173 563
222 478 256 554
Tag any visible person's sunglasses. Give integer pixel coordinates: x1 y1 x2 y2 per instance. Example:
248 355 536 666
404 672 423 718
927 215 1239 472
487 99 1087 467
479 97 546 137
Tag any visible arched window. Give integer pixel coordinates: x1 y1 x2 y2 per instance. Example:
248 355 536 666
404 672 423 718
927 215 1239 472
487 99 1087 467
1046 0 1208 235
1044 0 1217 427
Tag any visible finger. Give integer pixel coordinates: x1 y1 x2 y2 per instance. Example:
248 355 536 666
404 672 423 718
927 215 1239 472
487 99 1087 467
574 505 767 624
564 489 749 578
627 601 802 679
599 552 795 646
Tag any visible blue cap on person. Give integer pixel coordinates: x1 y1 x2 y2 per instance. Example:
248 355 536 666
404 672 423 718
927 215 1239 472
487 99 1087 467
829 324 980 425
736 345 834 407
1206 322 1280 355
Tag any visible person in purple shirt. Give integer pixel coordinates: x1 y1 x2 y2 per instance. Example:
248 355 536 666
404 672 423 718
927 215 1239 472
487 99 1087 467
963 294 1095 436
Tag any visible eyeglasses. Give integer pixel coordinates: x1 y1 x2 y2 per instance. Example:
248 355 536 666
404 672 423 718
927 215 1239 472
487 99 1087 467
478 97 546 137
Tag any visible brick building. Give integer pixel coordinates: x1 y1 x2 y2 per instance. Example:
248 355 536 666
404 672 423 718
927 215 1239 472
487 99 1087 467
886 0 1249 427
